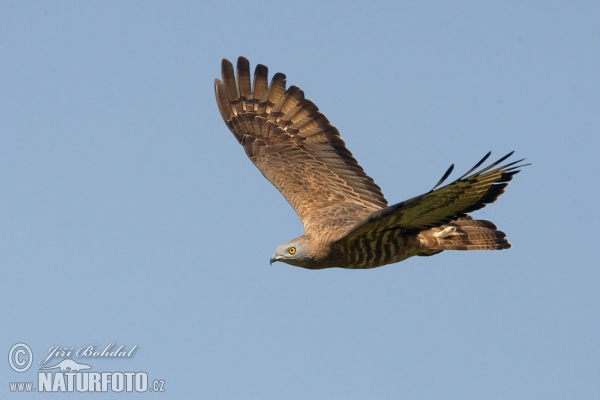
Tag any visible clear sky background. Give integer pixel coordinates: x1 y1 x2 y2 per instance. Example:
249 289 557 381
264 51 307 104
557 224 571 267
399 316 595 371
1 1 598 399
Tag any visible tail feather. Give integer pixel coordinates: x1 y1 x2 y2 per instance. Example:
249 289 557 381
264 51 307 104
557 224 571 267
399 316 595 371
420 216 511 251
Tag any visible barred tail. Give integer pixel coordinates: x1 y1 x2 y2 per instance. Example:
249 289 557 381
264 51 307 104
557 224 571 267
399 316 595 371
420 216 511 251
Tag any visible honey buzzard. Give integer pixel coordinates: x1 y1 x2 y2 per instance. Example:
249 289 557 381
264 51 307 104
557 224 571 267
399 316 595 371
215 57 527 269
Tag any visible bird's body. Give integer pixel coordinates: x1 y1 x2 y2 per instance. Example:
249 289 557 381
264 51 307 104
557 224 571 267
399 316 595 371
215 57 527 269
290 230 423 270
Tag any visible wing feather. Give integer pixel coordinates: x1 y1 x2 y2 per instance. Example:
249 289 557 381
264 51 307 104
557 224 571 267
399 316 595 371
251 64 269 112
215 57 387 235
338 152 529 242
258 72 287 118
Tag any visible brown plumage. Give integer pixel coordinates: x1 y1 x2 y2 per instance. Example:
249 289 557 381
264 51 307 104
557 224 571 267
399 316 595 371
215 57 528 269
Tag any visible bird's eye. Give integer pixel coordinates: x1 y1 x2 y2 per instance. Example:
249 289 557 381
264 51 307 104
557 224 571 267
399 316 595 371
288 247 296 255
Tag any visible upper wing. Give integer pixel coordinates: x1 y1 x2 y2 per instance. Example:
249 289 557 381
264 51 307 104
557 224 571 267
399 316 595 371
215 57 387 235
337 152 529 241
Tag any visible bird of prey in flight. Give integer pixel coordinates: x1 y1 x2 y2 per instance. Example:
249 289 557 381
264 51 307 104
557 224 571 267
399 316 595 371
215 57 527 269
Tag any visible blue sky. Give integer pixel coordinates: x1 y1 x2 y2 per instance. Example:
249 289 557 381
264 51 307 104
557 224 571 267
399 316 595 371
1 1 598 398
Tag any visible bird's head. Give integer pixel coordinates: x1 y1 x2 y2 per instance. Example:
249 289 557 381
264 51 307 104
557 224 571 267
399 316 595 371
270 237 311 267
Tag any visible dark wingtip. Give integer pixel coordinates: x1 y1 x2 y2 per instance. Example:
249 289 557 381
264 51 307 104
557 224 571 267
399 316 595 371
255 63 268 76
271 72 287 84
432 164 455 190
495 150 515 165
221 58 234 70
237 57 250 71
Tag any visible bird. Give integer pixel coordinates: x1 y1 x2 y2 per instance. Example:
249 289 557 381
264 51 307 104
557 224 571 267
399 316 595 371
214 57 528 270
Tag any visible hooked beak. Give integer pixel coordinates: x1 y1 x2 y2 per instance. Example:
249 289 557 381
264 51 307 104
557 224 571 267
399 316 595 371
269 255 279 265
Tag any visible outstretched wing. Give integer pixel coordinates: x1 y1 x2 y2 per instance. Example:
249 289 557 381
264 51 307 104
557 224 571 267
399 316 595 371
215 57 387 235
337 152 528 242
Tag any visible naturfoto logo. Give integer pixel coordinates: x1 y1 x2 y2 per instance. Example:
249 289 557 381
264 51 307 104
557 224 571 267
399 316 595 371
7 342 165 394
